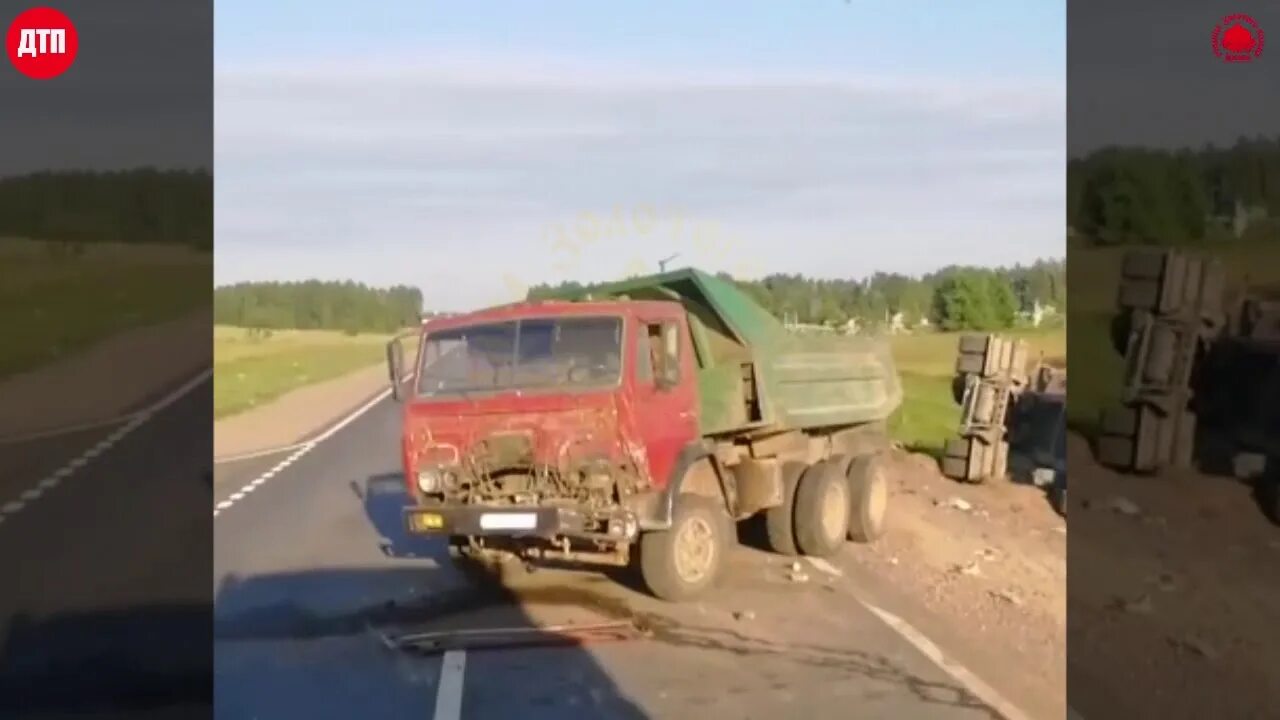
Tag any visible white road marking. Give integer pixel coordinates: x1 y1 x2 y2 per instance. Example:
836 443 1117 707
212 387 393 518
0 368 212 529
0 411 146 445
432 650 466 720
804 556 843 577
804 556 1032 720
213 441 311 465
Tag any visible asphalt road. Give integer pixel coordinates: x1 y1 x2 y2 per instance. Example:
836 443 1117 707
0 372 213 718
211 395 1041 720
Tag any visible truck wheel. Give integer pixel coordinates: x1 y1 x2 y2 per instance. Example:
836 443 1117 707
793 460 850 557
764 461 807 556
639 494 730 602
951 374 970 404
1121 251 1165 281
845 454 889 542
1097 436 1134 470
1118 280 1160 311
941 437 972 480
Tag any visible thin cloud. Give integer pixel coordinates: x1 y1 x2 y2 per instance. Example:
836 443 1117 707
215 55 1064 310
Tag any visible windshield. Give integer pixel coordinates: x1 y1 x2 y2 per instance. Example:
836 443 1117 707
416 316 623 397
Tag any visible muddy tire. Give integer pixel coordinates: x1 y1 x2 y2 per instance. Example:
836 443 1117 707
639 494 730 602
764 461 807 556
1121 251 1165 281
793 460 850 557
1100 406 1138 436
1118 280 1160 312
942 437 973 480
956 352 986 376
958 334 989 354
1097 435 1135 469
845 454 890 542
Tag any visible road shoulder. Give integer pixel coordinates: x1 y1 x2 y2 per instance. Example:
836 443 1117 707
214 364 389 461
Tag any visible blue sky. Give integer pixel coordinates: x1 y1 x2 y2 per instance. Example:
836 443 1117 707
214 1 1066 311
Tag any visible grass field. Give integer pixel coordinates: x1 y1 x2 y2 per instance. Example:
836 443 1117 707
887 325 1067 456
214 326 417 419
1066 240 1280 434
0 239 210 380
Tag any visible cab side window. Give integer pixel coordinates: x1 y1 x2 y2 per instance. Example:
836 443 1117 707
637 321 680 388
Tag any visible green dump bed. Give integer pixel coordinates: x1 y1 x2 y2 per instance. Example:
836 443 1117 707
586 268 902 437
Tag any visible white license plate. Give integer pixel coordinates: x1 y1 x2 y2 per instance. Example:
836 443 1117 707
479 512 537 530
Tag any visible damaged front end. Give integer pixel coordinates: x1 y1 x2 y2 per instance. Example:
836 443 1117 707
403 412 651 568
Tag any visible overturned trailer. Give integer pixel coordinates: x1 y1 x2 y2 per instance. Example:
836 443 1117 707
1101 249 1280 523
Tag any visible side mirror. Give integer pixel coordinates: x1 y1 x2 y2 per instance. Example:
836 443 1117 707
386 337 406 401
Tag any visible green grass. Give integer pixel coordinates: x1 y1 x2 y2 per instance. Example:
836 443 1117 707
214 326 414 419
887 326 1067 455
1066 240 1280 434
0 239 210 380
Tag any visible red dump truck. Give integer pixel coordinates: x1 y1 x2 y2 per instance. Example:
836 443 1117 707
385 269 903 600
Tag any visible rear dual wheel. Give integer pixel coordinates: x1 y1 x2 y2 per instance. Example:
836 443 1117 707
764 453 889 558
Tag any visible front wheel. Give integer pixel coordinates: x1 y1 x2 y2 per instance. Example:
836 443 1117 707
639 495 731 602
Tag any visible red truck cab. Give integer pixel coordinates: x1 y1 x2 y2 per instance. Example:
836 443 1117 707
386 299 726 598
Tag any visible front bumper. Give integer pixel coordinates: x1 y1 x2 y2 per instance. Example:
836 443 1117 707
403 503 638 541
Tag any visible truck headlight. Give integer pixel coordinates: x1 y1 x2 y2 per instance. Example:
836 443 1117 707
417 469 442 493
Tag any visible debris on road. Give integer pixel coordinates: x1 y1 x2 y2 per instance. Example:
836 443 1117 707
1109 496 1142 516
991 589 1023 606
1113 593 1154 615
943 496 974 512
1168 635 1219 660
733 610 755 622
375 620 643 655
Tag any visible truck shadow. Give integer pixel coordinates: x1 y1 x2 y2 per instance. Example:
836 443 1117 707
354 472 453 562
213 565 650 719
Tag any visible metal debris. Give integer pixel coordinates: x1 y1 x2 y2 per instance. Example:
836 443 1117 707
1115 593 1153 615
1168 635 1219 660
376 620 642 655
1109 497 1141 516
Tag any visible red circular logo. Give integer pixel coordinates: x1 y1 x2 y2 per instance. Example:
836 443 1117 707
6 7 78 79
1212 14 1264 63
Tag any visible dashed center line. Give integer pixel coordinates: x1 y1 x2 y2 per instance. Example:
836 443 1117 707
213 386 392 518
0 369 212 529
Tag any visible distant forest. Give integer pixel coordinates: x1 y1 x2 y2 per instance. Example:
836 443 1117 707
1069 136 1280 245
0 169 212 248
529 259 1066 332
213 281 424 334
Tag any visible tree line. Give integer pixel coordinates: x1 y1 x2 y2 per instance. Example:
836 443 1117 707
213 280 424 334
528 259 1065 332
1069 137 1280 246
0 168 213 249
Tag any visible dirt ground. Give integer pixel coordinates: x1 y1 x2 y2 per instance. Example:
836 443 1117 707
1064 433 1280 719
844 447 1067 709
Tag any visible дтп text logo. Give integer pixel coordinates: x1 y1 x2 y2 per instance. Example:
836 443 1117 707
6 7 78 79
